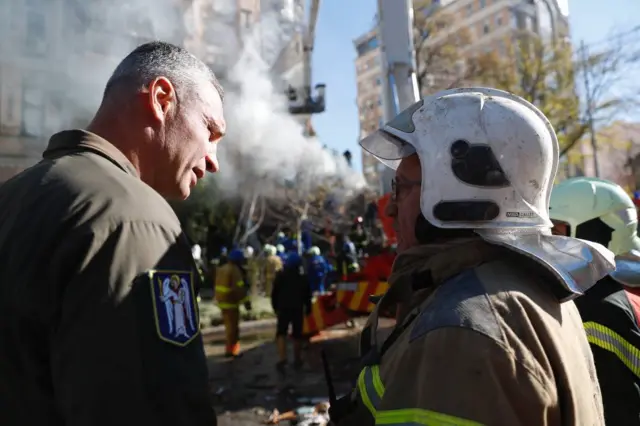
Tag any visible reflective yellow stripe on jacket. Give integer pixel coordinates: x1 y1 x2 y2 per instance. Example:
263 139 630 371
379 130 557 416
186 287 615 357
584 321 640 379
357 365 483 426
215 280 245 309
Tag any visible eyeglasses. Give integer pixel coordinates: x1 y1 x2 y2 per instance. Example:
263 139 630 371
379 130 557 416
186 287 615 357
391 178 421 202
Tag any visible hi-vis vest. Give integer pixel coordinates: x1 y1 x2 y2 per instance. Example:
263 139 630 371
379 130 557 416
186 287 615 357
214 263 248 309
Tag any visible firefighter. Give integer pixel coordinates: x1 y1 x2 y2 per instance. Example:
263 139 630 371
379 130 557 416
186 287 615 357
271 252 312 374
329 88 615 425
349 216 369 255
337 234 359 279
276 244 288 263
276 231 288 247
307 246 329 294
262 244 283 296
549 177 640 425
289 235 300 253
214 248 249 357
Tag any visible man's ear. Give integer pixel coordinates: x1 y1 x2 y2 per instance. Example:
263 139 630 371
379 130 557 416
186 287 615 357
147 77 176 123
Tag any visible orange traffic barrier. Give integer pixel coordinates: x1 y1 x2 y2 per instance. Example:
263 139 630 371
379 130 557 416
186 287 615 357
302 292 351 335
336 280 390 314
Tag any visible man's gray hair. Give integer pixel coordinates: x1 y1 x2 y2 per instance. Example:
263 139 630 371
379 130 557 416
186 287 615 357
104 41 224 102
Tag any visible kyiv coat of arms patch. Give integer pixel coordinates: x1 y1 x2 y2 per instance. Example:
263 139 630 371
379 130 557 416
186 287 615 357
150 270 200 346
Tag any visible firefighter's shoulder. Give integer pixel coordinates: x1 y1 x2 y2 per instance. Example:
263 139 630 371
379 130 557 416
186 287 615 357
373 261 562 425
408 259 567 347
408 265 503 345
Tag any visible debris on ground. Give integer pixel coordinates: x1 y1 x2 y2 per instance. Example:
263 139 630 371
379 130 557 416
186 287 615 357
207 318 394 425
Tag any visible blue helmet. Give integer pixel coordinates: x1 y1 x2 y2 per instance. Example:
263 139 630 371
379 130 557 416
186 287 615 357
285 252 302 269
228 249 245 263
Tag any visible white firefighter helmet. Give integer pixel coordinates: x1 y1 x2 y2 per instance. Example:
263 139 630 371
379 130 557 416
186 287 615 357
360 87 558 230
308 246 321 256
276 244 285 253
360 87 615 300
549 177 640 256
243 246 254 258
263 244 276 256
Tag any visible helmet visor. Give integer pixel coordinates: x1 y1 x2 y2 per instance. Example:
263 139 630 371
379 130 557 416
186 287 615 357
359 129 416 170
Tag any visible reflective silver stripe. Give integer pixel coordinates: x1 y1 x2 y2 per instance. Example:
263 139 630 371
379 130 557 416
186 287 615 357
336 282 359 292
584 321 640 379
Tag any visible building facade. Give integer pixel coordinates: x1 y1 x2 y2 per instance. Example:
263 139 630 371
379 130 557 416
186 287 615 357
0 0 263 184
354 0 569 192
354 29 384 190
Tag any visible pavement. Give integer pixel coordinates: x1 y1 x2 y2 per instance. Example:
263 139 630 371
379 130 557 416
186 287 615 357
199 296 275 328
202 318 277 343
206 318 395 426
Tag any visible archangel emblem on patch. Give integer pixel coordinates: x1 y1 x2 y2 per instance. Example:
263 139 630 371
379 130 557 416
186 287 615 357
150 270 200 346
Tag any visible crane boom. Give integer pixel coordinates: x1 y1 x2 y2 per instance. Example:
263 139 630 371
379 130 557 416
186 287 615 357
303 0 321 90
377 0 420 193
287 0 325 115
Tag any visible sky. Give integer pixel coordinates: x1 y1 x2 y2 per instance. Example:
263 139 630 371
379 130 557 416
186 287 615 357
310 0 640 172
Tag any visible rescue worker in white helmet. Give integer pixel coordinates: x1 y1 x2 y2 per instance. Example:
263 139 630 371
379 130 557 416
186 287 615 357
262 244 283 296
549 177 640 425
329 88 615 426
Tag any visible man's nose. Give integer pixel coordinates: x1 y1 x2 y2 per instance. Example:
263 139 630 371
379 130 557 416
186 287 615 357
205 154 219 173
205 145 219 173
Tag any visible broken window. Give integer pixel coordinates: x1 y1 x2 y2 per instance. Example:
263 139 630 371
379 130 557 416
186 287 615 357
44 91 67 135
22 77 45 137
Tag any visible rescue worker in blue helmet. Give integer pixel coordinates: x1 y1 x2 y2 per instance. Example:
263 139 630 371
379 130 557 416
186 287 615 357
330 88 614 425
214 248 249 357
550 177 640 425
271 252 312 374
276 244 287 263
307 246 329 294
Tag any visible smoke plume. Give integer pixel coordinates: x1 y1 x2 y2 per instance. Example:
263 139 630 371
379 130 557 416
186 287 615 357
217 11 366 197
3 0 366 199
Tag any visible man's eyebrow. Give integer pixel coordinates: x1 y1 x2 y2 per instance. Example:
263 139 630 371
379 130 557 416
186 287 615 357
213 121 226 136
207 117 226 136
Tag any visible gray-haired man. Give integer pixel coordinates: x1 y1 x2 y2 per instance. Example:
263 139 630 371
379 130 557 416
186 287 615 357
0 41 224 425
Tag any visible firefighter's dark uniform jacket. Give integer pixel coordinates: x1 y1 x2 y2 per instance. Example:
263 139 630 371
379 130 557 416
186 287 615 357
574 275 640 425
271 266 312 313
333 239 604 426
0 130 215 426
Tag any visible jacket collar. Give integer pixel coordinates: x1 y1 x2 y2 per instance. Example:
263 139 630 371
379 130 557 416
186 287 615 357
43 129 139 177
